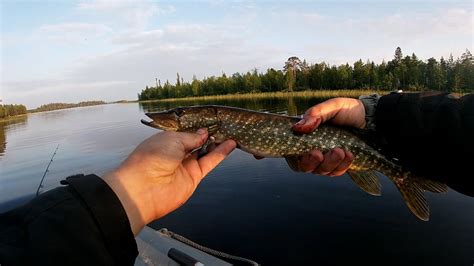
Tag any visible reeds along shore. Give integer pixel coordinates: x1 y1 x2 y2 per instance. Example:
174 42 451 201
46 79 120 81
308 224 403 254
140 90 389 103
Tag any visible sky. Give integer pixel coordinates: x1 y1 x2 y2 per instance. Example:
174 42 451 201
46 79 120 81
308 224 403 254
1 0 473 108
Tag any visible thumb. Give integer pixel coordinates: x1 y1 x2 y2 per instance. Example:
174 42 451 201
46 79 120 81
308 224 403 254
177 128 208 152
292 116 322 134
292 98 343 134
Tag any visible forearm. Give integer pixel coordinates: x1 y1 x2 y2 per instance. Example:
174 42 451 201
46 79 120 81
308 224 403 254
101 169 156 236
374 92 474 180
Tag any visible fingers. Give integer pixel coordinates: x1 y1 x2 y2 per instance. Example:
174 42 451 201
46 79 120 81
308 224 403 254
299 148 354 176
292 116 322 134
298 150 324 173
328 151 354 176
292 98 366 133
177 129 208 152
198 140 237 177
314 148 346 175
304 98 344 120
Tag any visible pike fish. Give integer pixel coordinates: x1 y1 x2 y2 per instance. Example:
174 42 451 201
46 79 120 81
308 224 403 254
141 105 447 221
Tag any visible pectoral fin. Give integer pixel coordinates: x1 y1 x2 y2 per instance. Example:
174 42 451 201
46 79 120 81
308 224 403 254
193 137 215 158
347 170 382 196
207 123 220 135
285 156 301 172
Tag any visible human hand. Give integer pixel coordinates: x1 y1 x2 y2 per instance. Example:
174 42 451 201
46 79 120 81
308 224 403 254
291 97 366 176
102 129 236 235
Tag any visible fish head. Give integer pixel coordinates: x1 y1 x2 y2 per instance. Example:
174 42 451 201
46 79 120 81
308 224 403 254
142 106 219 132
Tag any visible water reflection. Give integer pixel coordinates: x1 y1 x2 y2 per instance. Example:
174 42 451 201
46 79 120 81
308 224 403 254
139 96 315 116
0 116 28 157
287 97 298 116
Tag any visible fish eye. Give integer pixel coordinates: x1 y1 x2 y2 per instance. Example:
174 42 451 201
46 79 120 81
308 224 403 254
174 108 185 117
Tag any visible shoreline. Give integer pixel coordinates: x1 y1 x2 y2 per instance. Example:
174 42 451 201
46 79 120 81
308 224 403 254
4 90 466 120
137 89 389 103
0 114 28 123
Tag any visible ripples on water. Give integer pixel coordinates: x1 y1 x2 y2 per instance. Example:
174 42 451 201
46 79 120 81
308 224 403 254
0 98 473 265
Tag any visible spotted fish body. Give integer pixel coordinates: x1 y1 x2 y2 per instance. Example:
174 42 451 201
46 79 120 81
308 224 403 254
142 105 447 221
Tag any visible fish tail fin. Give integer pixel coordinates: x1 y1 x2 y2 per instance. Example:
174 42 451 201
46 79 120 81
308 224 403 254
412 176 448 193
392 172 447 221
347 170 382 196
349 168 448 221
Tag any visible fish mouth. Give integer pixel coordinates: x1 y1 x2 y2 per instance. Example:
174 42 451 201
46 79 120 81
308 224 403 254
141 110 179 131
140 119 162 129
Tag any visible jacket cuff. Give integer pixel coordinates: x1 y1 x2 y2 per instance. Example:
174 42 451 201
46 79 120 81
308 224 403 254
359 94 381 131
65 174 138 265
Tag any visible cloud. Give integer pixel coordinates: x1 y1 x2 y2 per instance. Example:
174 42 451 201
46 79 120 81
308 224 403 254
38 23 111 43
112 29 164 44
71 22 284 84
4 20 284 107
359 8 473 38
112 23 246 48
77 0 137 10
283 11 325 24
301 7 473 64
432 8 473 35
77 0 175 29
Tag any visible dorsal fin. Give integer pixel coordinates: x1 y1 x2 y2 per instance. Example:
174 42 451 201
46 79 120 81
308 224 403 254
347 170 382 196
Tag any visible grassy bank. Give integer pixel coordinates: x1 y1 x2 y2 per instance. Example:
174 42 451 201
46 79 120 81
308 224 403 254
139 89 388 103
0 113 28 123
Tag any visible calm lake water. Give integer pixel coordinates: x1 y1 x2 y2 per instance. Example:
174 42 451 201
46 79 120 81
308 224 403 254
1 97 473 265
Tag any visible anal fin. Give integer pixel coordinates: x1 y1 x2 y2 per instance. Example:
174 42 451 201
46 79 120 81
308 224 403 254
347 170 382 196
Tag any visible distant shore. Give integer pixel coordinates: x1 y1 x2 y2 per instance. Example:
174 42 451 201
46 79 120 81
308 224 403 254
28 101 106 113
0 101 107 122
137 89 389 103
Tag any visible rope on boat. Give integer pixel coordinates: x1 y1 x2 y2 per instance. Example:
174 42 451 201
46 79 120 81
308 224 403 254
158 228 259 266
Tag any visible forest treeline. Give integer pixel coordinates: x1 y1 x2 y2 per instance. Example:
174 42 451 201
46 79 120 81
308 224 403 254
29 101 106 113
0 101 106 120
0 104 28 119
138 47 474 100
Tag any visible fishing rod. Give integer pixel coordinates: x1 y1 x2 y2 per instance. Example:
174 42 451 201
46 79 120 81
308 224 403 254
36 144 59 196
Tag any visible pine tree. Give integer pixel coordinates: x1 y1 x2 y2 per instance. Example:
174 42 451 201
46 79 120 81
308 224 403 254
284 56 303 91
394 47 403 63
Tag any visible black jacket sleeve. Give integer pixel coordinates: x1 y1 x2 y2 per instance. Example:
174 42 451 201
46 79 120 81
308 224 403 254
0 174 138 266
375 92 474 195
